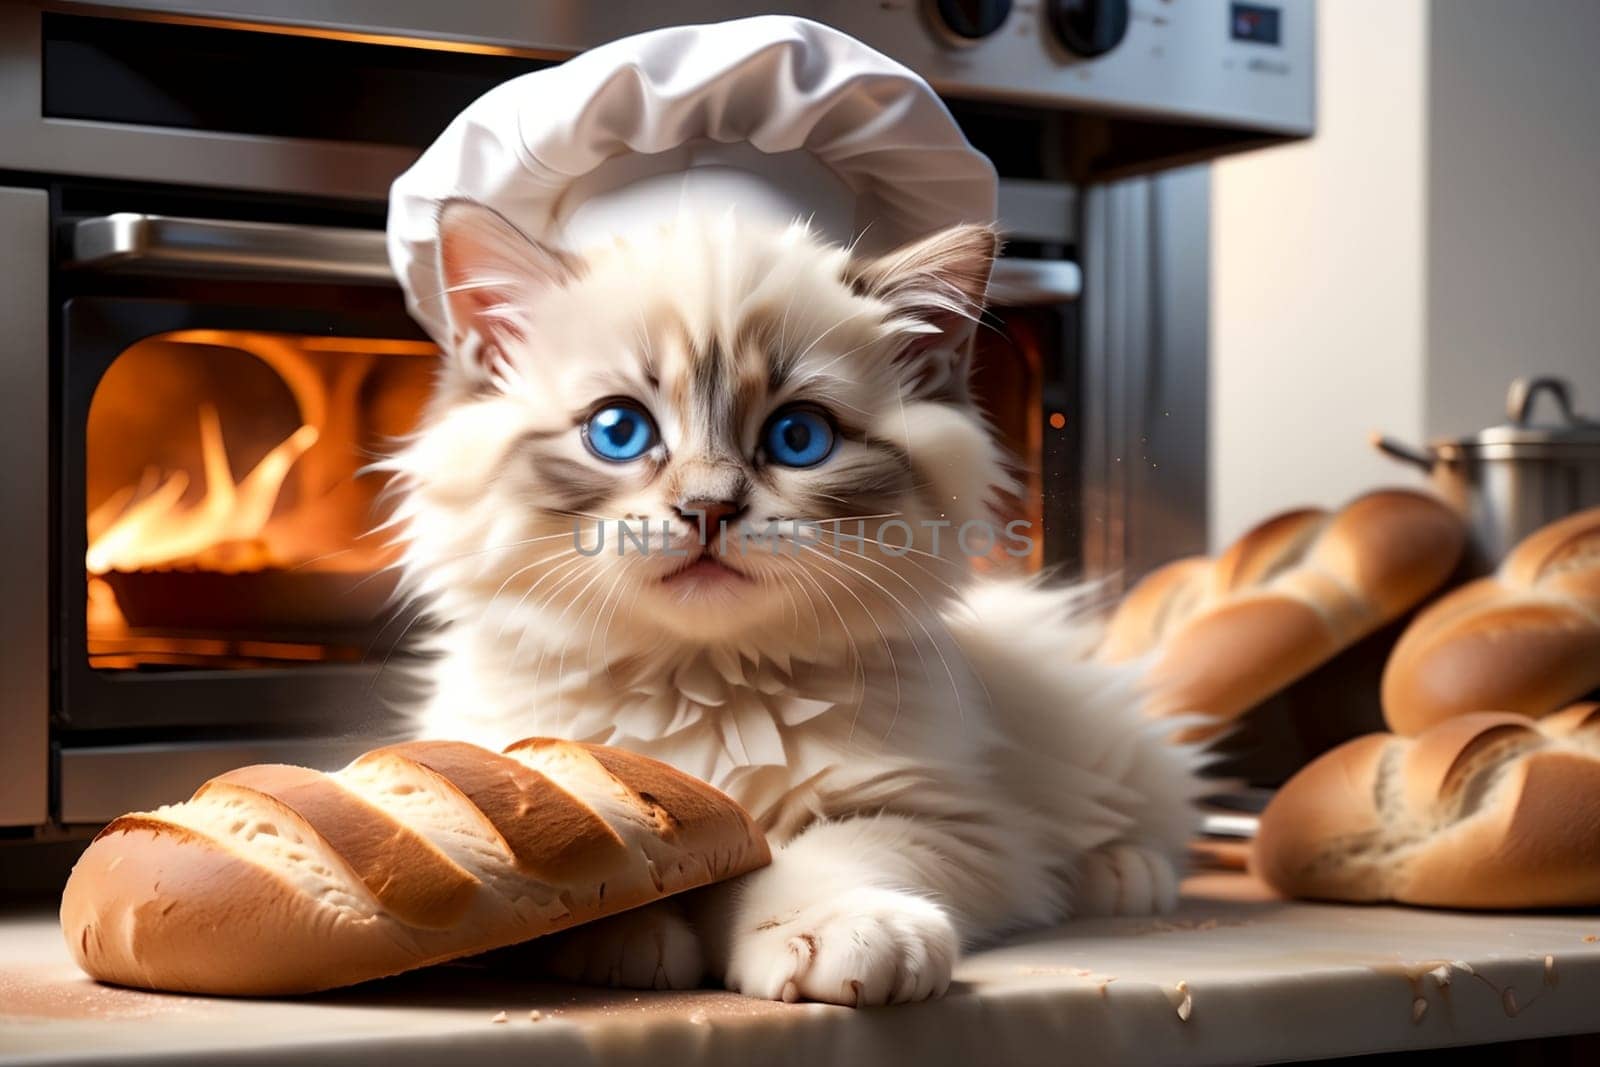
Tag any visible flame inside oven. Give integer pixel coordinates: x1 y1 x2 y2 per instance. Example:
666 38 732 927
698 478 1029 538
85 330 434 668
87 406 318 575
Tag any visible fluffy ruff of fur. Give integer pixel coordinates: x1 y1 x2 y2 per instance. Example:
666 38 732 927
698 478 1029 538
382 203 1207 1006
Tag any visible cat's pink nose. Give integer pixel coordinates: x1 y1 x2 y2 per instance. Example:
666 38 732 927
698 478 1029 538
673 499 748 540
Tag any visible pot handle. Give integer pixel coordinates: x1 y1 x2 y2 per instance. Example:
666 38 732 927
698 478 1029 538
1507 376 1580 426
1369 432 1436 472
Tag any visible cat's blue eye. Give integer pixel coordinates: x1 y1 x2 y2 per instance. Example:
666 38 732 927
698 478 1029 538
764 407 836 468
583 402 657 462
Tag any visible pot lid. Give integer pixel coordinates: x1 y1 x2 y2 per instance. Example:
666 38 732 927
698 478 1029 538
1446 377 1600 449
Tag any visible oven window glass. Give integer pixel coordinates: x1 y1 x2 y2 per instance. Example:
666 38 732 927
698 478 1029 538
84 330 435 671
969 314 1046 571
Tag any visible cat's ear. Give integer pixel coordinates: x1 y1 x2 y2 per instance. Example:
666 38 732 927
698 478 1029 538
435 199 578 376
847 223 999 401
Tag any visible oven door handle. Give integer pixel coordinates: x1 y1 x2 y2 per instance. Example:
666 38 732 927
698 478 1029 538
68 213 395 284
69 215 1082 303
986 257 1082 307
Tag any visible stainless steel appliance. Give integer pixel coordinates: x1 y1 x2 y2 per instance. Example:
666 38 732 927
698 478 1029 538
1376 377 1600 567
0 0 1314 836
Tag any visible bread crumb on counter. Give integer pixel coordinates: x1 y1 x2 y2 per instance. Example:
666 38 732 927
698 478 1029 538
490 1011 508 1024
1174 980 1193 1022
529 1010 543 1022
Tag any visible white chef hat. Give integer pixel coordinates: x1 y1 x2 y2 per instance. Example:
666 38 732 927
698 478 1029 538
387 15 998 345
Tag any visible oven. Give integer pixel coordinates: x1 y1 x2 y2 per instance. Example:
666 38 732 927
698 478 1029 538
0 1 1313 835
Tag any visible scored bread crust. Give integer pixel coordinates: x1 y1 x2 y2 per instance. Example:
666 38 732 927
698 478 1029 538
60 739 770 995
1100 489 1465 735
1252 705 1600 908
1382 507 1600 735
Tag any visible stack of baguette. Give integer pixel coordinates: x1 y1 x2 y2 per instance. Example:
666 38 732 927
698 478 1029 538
1253 704 1600 908
1254 507 1600 908
1100 489 1465 739
1382 507 1600 735
60 738 769 995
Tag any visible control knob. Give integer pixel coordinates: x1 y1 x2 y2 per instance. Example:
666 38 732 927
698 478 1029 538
930 0 1014 42
1047 0 1130 57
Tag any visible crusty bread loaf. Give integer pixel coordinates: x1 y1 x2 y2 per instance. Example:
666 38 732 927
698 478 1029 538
1382 507 1600 736
1099 489 1465 736
60 738 769 995
1252 704 1600 908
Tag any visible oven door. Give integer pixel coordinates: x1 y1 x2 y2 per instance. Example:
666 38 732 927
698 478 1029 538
59 215 435 748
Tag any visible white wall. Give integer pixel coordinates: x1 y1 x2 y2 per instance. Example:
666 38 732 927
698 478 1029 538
1208 0 1430 548
1425 0 1600 436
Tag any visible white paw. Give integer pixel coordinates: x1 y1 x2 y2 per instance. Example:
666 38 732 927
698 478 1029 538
535 903 704 990
1076 843 1180 917
725 887 958 1006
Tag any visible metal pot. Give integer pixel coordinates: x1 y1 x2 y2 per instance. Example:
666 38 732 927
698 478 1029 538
1374 376 1600 567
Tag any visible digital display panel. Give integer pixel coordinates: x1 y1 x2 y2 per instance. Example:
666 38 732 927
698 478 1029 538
1231 3 1282 45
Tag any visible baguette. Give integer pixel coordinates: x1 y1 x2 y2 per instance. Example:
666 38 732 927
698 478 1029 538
1252 704 1600 908
1382 507 1600 735
60 738 770 995
1100 490 1465 735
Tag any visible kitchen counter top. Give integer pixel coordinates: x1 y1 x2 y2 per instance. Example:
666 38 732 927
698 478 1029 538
5 873 1600 1066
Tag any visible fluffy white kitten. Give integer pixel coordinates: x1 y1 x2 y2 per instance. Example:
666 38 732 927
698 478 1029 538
384 199 1205 1006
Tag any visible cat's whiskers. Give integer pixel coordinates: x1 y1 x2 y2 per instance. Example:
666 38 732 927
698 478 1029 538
782 514 968 579
804 512 904 525
792 546 902 745
339 555 415 595
804 333 888 380
631 311 660 385
542 507 629 526
825 531 996 716
518 536 641 693
748 556 823 649
811 530 967 597
784 555 868 735
795 541 970 737
288 521 396 572
794 566 826 649
583 562 632 682
359 593 427 667
551 561 627 726
375 523 606 597
512 551 602 679
490 547 580 642
488 540 582 602
500 550 590 656
789 307 874 369
359 598 432 715
771 565 803 635
599 566 645 690
501 553 597 733
773 269 801 372
549 578 606 736
814 512 1000 717
456 527 585 561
